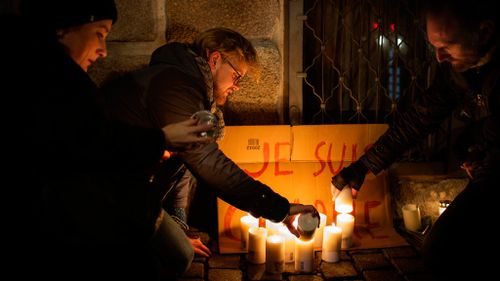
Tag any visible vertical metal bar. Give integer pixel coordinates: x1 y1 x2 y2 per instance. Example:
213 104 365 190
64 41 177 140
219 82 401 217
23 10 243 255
288 0 305 125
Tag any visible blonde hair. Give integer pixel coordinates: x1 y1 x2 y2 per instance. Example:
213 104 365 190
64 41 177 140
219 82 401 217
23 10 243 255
192 27 260 81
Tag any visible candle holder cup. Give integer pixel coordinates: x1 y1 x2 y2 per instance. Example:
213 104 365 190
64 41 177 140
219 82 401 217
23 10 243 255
297 213 319 241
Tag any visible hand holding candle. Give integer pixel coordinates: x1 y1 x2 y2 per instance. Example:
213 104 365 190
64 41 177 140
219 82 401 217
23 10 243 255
297 213 319 240
282 203 320 238
335 186 353 213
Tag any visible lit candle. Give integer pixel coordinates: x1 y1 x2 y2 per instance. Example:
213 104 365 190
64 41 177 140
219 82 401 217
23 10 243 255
278 225 295 263
294 237 314 273
335 186 353 213
438 200 451 216
313 213 327 249
402 204 421 232
240 214 259 250
265 234 285 273
247 226 267 264
265 220 282 236
321 223 342 262
336 213 355 249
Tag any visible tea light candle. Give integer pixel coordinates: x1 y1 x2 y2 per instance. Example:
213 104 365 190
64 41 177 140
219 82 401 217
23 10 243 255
335 186 353 213
240 214 259 250
247 226 267 264
294 237 314 272
321 223 342 262
278 225 295 263
439 199 451 215
265 234 285 273
336 213 355 249
313 213 327 249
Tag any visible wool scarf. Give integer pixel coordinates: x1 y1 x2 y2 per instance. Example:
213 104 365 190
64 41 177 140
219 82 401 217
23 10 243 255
189 48 225 140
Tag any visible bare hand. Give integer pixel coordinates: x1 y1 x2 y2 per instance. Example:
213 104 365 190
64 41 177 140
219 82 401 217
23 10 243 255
331 182 358 200
162 118 214 150
190 237 211 258
282 203 319 238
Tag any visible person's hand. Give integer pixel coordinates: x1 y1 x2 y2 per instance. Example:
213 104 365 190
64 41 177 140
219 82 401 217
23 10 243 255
190 237 212 258
282 203 319 238
331 160 368 200
330 182 358 200
162 117 214 150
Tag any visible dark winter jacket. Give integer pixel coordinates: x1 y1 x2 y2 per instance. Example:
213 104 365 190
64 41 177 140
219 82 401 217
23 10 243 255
361 47 500 181
99 42 290 222
1 14 166 279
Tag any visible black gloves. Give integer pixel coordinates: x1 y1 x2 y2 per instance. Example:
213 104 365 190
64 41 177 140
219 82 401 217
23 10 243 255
453 121 490 163
331 159 369 191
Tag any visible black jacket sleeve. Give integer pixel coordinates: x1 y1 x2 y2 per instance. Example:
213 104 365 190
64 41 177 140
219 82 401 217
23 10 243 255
362 63 460 174
146 68 290 222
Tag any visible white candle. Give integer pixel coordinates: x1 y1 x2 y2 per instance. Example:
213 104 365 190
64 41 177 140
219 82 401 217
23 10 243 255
336 213 355 249
265 234 285 273
278 225 295 263
247 226 267 264
313 213 327 249
265 220 282 236
240 214 259 250
335 186 353 213
321 223 342 262
294 237 314 272
402 204 421 232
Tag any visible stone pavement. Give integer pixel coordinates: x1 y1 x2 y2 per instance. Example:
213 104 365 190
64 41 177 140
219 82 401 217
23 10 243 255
177 229 433 281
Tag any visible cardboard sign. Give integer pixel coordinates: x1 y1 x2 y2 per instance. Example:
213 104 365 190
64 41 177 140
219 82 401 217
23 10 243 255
216 124 408 253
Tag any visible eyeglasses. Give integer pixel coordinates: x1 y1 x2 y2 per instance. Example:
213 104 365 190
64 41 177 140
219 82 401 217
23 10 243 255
222 55 243 84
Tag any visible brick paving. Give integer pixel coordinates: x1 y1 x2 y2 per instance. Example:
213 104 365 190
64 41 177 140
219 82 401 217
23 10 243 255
176 230 433 281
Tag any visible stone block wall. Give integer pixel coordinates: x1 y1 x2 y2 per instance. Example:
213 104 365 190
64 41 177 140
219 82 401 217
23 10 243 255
389 163 467 226
89 0 285 125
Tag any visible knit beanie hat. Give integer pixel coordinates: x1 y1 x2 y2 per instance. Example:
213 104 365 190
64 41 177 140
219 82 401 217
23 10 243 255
20 0 117 30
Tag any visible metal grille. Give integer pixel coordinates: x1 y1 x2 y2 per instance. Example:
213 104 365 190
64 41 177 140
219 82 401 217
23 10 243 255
295 0 452 162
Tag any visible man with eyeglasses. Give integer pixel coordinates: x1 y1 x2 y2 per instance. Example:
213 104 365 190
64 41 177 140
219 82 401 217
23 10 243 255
99 27 319 278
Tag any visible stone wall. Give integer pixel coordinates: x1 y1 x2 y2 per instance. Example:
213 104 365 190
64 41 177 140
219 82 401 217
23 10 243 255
389 163 468 226
89 0 285 125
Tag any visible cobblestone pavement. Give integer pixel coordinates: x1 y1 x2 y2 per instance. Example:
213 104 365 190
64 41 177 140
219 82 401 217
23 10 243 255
177 230 432 281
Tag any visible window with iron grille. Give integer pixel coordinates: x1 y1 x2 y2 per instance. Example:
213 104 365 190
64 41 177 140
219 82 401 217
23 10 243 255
289 0 453 164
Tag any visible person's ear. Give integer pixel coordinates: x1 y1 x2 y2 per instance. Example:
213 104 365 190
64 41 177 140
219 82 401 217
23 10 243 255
208 51 221 69
478 20 495 45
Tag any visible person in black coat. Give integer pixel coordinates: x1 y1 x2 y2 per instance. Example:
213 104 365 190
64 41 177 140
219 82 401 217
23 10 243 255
331 0 499 279
99 27 321 273
1 1 213 279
